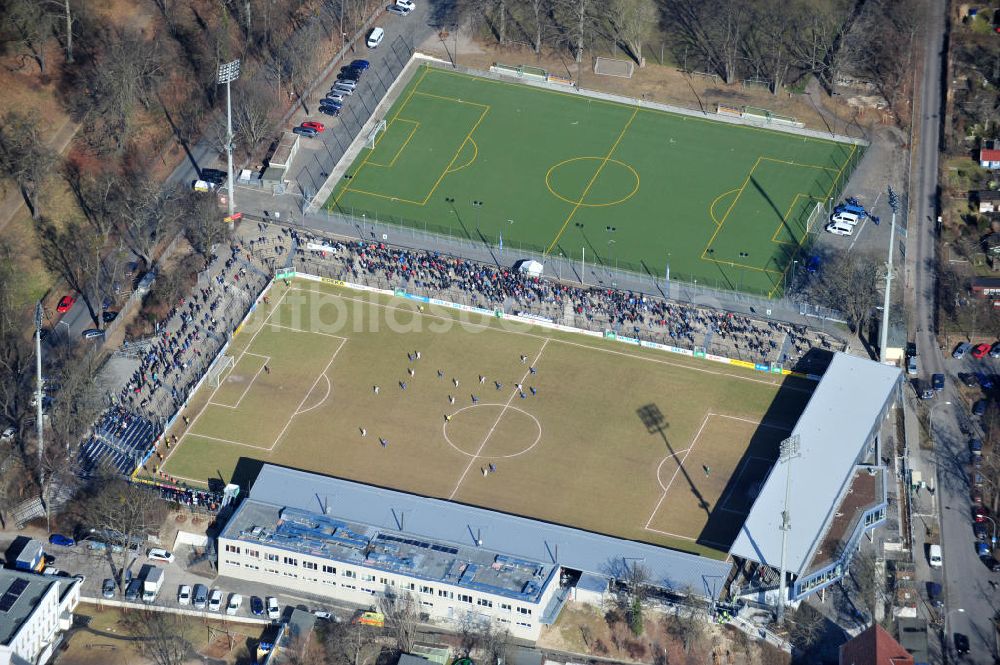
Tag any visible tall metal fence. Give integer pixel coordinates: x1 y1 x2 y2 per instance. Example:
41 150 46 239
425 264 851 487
285 207 848 333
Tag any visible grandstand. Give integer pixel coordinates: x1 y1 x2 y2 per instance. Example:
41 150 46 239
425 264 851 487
79 407 159 476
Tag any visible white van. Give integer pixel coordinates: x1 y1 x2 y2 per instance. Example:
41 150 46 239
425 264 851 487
928 544 943 568
396 0 415 9
825 220 853 236
830 211 860 226
367 27 385 48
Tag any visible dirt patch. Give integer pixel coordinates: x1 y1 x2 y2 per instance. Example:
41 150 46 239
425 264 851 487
416 32 877 136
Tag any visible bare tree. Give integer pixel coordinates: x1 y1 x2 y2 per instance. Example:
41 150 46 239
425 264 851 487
804 248 881 335
1 0 54 73
124 610 192 665
379 591 419 654
662 606 705 655
115 181 184 268
528 0 546 53
847 550 882 623
0 239 35 445
180 191 230 258
81 475 166 589
317 619 377 665
607 0 653 64
0 111 58 220
36 218 106 328
786 603 825 652
233 80 277 157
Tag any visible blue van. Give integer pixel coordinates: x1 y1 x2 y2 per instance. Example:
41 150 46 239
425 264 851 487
835 202 866 217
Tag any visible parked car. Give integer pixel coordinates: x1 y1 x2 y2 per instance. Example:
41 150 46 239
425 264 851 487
907 355 917 375
976 372 994 389
991 341 1000 358
81 329 105 340
366 26 385 48
387 5 412 15
178 584 191 605
319 106 341 117
932 373 945 391
301 121 325 132
102 310 118 323
208 588 223 612
251 596 264 616
266 596 280 620
953 342 973 359
312 610 337 621
333 79 357 91
56 295 76 313
48 534 75 547
0 426 14 443
102 578 116 599
125 579 142 601
200 168 227 184
954 633 970 655
226 593 243 616
977 541 991 557
338 69 362 82
928 543 943 568
926 581 943 608
147 548 174 563
326 91 347 103
962 372 979 387
982 556 1000 572
350 59 370 70
292 126 318 138
193 584 208 610
972 343 992 359
919 383 935 400
396 0 415 8
973 399 988 416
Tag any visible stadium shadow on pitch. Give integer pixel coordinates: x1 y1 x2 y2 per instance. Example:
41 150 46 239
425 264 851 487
695 376 813 550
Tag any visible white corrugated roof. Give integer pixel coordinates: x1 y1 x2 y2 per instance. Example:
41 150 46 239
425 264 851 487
243 465 733 599
729 352 900 575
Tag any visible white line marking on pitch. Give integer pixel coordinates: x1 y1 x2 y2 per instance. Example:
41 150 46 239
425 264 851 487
448 338 550 500
209 355 272 410
643 525 731 550
295 374 333 416
181 432 272 450
269 338 347 450
645 412 712 529
161 286 291 470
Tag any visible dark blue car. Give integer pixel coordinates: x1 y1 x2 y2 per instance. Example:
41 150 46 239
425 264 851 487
48 534 75 547
251 596 264 616
975 372 993 390
350 59 370 70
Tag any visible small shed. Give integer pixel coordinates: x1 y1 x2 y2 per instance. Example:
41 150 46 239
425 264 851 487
979 148 1000 170
515 259 544 277
270 133 300 170
572 572 608 605
975 190 1000 213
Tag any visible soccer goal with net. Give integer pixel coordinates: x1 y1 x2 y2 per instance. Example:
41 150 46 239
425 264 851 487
208 355 235 388
366 119 387 149
594 57 635 78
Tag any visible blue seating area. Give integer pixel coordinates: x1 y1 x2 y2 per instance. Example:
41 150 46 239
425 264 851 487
79 407 160 476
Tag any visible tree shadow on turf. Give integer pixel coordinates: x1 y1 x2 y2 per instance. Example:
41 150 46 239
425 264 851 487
636 404 711 521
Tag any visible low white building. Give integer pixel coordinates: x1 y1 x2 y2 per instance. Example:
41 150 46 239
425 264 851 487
217 465 732 642
0 570 81 665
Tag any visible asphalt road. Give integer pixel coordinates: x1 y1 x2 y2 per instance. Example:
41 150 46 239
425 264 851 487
909 2 1000 662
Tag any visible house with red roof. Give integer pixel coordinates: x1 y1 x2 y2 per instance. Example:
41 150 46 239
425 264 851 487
980 147 1000 169
839 624 915 665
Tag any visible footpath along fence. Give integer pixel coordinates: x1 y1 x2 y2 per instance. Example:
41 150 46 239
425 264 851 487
278 269 825 381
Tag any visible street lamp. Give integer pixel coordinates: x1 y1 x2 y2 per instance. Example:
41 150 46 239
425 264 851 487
983 515 998 547
217 59 241 219
777 434 801 626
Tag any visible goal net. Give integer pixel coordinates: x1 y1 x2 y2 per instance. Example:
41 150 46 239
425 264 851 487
594 57 634 78
208 355 235 388
803 201 826 236
366 119 387 149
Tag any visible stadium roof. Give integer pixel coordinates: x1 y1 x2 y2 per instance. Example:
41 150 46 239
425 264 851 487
236 465 733 600
730 352 900 576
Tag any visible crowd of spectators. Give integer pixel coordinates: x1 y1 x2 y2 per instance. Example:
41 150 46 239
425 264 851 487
274 226 842 371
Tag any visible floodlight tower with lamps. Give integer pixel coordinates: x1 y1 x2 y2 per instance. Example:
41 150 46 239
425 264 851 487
34 302 44 464
777 434 801 626
217 59 241 218
878 186 899 364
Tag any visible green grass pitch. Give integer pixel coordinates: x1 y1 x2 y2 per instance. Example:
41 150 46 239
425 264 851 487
326 64 863 297
160 281 814 556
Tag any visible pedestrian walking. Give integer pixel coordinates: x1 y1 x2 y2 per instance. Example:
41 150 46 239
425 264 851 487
379 437 387 448
481 466 487 476
479 375 486 384
471 395 479 404
183 415 190 425
407 367 415 377
489 463 496 473
703 465 711 477
407 352 414 362
530 386 537 395
415 351 421 359
360 427 367 437
449 395 455 404
529 366 537 374
519 392 526 399
399 381 407 390
453 378 459 387
263 365 270 374
445 414 452 422
437 369 444 378
495 381 502 390
520 355 527 363
373 385 380 395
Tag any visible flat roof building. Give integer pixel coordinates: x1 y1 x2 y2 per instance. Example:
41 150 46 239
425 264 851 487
0 569 81 665
218 464 732 641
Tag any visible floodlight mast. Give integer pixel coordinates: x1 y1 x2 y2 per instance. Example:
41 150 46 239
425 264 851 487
217 60 241 218
878 187 899 364
35 302 44 463
777 434 801 626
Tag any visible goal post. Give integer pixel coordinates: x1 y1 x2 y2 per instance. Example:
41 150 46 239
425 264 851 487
594 57 635 79
208 355 235 388
366 119 387 149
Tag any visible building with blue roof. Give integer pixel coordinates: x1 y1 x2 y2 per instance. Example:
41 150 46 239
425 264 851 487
218 463 733 640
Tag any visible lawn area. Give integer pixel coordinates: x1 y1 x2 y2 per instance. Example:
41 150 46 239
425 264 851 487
327 64 863 297
161 280 813 556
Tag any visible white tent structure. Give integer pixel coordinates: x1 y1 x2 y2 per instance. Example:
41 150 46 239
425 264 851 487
515 259 544 277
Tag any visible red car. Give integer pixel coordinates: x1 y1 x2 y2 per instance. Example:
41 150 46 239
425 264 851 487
972 343 992 359
301 121 325 133
56 295 76 313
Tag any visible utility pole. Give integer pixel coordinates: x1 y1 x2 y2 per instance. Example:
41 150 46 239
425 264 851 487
35 302 44 464
879 187 899 364
777 434 801 626
217 60 241 219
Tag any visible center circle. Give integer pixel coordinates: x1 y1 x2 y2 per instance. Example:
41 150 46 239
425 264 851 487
545 157 640 207
443 403 542 459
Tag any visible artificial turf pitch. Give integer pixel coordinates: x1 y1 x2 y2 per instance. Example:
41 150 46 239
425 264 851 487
161 280 814 556
326 64 862 297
